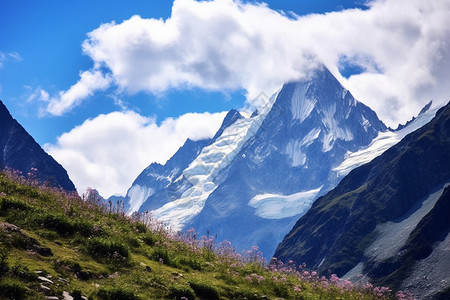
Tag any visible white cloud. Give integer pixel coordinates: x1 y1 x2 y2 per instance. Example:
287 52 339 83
25 87 50 103
81 0 312 98
7 51 23 62
47 0 450 127
45 110 227 198
0 51 22 68
41 0 450 197
45 70 112 116
40 89 49 101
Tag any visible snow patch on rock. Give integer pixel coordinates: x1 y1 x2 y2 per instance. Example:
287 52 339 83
127 185 154 214
333 105 439 177
248 187 322 219
291 83 316 123
365 183 450 262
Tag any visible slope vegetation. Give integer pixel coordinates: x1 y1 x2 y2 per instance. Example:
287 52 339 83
0 171 395 300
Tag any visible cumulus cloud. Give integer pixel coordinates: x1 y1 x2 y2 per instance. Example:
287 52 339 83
25 87 49 103
81 0 312 98
45 0 450 126
40 0 450 197
45 70 112 116
45 110 227 198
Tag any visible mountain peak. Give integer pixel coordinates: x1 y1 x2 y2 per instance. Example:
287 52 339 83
212 109 243 140
268 65 386 154
0 100 13 120
0 100 76 191
281 65 358 123
419 100 433 115
395 100 434 131
123 64 388 257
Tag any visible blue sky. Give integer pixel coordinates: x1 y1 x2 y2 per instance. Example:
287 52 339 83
0 0 366 145
1 0 449 197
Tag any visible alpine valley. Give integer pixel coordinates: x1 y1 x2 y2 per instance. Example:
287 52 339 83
1 62 449 299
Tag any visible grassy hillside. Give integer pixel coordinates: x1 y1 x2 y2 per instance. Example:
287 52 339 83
0 170 401 300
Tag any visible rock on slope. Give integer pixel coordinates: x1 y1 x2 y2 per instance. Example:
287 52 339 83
0 100 75 191
274 101 450 299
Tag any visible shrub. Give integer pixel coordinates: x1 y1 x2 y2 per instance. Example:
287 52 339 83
0 197 30 215
168 284 195 300
273 284 290 298
176 256 203 271
4 210 33 229
73 220 95 237
134 223 147 233
40 214 74 236
0 279 27 300
86 238 129 262
142 233 158 246
227 288 263 300
39 230 59 240
10 264 37 281
125 236 141 248
71 289 84 300
0 247 9 277
38 214 94 237
189 280 219 299
150 247 170 265
97 287 140 300
6 230 31 250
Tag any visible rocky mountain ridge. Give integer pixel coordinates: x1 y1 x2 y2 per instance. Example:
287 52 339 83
0 100 75 191
274 101 450 299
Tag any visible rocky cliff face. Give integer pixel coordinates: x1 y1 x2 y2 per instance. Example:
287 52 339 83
0 100 75 191
274 101 450 299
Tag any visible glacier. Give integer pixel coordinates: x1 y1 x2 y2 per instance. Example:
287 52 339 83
291 82 316 123
127 184 154 214
333 103 440 178
151 92 278 231
248 186 322 219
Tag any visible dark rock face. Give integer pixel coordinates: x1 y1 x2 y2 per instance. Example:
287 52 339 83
274 102 450 297
0 100 75 191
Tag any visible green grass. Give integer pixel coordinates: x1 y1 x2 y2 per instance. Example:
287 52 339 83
0 172 390 300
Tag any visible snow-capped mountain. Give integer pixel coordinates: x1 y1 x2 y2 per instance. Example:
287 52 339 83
122 64 430 257
124 108 244 214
